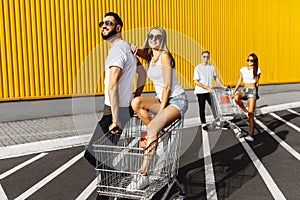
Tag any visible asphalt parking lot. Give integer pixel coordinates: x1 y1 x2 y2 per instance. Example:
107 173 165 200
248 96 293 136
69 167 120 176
1 107 299 200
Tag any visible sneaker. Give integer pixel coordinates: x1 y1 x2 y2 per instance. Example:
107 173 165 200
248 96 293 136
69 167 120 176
126 173 149 191
244 135 254 142
202 123 208 131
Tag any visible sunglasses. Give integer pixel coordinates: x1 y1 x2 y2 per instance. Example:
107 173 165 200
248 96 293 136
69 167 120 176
99 20 114 27
247 59 254 62
148 34 163 40
202 55 210 58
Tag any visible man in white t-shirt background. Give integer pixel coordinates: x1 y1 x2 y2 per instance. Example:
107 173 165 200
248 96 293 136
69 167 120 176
84 12 146 168
193 51 225 129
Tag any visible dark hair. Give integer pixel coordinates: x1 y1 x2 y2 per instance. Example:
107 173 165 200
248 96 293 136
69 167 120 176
104 12 123 30
248 53 259 78
201 50 210 55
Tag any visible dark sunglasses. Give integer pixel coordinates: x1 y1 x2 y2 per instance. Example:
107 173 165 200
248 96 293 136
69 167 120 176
202 55 210 58
99 20 114 27
247 59 254 62
148 34 163 40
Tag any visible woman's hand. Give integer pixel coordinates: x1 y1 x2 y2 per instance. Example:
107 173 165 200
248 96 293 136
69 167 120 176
130 44 138 55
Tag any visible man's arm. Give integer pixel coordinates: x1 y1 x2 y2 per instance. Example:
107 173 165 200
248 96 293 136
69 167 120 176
108 66 122 133
133 59 146 98
194 79 213 93
214 76 226 88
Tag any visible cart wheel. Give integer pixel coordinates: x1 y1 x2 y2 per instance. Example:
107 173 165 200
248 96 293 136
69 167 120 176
169 193 185 200
229 123 235 129
235 130 243 138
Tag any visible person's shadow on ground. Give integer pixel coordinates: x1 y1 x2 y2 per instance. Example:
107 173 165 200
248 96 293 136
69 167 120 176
177 124 288 200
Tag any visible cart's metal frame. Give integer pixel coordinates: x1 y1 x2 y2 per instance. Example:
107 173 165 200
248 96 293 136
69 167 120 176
93 115 185 199
211 87 248 137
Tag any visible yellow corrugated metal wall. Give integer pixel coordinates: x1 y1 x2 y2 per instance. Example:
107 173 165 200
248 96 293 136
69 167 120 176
1 0 300 101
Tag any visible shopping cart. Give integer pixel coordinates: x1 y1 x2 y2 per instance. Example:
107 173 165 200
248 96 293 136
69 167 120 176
93 115 185 199
211 87 247 137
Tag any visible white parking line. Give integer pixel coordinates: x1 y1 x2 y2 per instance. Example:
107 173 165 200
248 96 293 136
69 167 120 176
0 153 48 180
239 138 286 200
202 129 218 200
14 151 84 200
255 118 300 161
75 176 99 200
1 102 299 160
287 109 300 116
0 184 8 200
269 112 300 133
255 102 300 115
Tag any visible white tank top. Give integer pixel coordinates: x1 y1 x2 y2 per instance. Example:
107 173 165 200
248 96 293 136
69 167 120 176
147 52 185 100
240 66 261 84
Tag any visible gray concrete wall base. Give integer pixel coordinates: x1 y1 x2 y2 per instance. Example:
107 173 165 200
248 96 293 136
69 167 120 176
1 83 299 122
0 96 104 122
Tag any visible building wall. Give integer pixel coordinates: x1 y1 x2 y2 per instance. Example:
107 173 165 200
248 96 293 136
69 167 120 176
1 0 300 101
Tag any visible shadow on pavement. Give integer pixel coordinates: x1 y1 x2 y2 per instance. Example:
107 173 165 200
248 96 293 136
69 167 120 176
178 125 288 200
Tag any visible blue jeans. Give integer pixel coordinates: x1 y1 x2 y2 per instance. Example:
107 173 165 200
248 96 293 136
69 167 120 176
242 88 257 99
168 93 189 118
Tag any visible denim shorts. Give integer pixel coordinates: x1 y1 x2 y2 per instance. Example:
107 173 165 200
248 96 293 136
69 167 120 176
242 88 257 99
168 93 189 118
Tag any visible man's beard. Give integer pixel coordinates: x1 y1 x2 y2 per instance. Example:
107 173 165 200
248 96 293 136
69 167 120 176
101 28 117 40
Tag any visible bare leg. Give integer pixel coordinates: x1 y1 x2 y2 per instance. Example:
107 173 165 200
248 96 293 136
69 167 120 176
234 92 248 113
131 96 161 125
139 105 181 175
247 98 256 136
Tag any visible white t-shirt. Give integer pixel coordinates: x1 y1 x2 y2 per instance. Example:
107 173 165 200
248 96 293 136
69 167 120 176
104 40 136 107
147 53 185 100
193 64 216 94
240 66 261 84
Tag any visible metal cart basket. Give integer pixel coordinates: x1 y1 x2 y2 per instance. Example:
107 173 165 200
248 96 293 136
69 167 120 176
93 115 184 199
211 87 246 137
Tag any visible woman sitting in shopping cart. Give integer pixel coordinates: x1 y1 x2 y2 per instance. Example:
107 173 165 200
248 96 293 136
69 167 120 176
231 53 261 142
128 27 188 190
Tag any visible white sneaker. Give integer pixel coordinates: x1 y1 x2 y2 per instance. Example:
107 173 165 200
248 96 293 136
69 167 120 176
244 135 254 142
126 173 149 191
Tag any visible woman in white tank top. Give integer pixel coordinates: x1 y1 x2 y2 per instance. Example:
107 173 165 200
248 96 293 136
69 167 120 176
127 27 188 190
231 53 261 142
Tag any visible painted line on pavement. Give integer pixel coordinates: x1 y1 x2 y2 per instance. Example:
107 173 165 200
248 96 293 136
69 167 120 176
0 134 90 160
202 128 218 200
287 108 300 116
75 176 99 200
255 101 300 115
0 153 48 179
0 184 8 200
239 137 286 200
1 101 299 160
14 151 84 200
255 118 300 161
269 112 300 133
